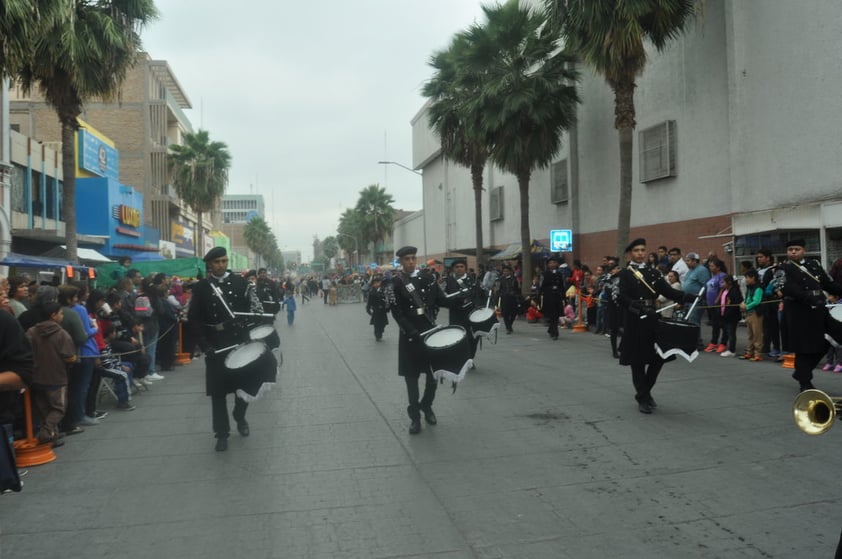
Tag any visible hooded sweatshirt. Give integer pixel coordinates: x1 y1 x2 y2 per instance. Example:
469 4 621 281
26 320 76 386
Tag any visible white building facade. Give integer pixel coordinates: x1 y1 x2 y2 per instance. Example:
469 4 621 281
399 0 842 270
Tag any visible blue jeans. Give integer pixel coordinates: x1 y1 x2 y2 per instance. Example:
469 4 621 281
287 310 295 325
68 357 94 425
145 337 158 373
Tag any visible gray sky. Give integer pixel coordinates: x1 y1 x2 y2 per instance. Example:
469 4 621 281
141 0 489 262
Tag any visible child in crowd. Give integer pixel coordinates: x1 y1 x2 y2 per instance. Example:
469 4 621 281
526 299 543 323
558 303 576 329
99 326 136 410
823 295 842 373
284 290 297 326
26 302 77 445
739 269 764 361
719 275 744 357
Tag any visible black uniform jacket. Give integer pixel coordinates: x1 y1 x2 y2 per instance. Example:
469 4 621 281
366 285 389 327
387 270 453 376
780 259 842 354
541 268 566 315
188 272 264 396
618 264 688 366
444 274 476 329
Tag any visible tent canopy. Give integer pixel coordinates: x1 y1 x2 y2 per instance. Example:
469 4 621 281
42 246 113 264
0 252 72 268
96 257 205 288
489 240 551 261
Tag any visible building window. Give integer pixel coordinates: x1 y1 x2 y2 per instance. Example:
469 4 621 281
490 186 504 221
551 159 568 204
639 120 677 183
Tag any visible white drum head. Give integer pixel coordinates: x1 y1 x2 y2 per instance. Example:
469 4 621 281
225 342 266 369
249 324 276 341
469 308 495 323
831 306 842 323
425 327 466 348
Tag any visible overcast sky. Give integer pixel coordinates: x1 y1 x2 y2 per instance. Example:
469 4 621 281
141 0 491 262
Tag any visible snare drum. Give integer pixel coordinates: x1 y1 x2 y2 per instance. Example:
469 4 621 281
654 319 700 363
248 324 281 350
423 326 471 373
469 307 498 335
222 341 278 401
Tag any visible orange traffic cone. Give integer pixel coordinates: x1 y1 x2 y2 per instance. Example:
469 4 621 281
13 389 56 467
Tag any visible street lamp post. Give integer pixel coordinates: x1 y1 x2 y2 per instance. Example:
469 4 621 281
377 160 426 260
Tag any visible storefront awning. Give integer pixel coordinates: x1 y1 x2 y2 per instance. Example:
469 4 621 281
489 240 552 261
42 246 114 264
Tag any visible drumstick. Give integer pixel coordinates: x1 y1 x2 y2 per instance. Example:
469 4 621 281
685 286 706 317
214 343 239 354
233 312 276 318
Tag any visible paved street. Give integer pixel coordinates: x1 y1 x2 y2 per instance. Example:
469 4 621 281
3 300 842 558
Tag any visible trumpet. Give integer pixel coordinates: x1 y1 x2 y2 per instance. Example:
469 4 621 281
792 389 842 435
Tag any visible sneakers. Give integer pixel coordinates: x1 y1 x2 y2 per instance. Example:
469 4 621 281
116 402 136 411
94 410 108 420
751 355 763 362
147 373 165 381
704 343 717 352
132 379 144 389
739 353 754 360
141 378 154 386
823 363 834 372
716 344 727 353
835 365 842 373
720 350 735 357
78 415 99 426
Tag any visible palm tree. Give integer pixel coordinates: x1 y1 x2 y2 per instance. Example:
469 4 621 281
168 130 232 255
321 236 339 259
337 209 364 264
423 33 490 268
355 184 395 264
243 215 276 268
546 0 698 257
466 0 579 294
14 0 157 262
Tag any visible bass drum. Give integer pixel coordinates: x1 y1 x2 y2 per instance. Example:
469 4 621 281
423 326 470 373
468 307 498 335
654 319 700 363
222 341 277 401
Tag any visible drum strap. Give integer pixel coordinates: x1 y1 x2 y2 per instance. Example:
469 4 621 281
628 265 657 295
793 262 821 285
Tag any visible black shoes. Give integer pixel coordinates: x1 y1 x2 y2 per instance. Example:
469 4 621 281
422 408 437 425
409 419 421 435
215 437 228 452
638 401 653 414
636 394 655 414
236 421 250 437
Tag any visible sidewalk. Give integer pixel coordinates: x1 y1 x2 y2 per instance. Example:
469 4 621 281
2 302 841 558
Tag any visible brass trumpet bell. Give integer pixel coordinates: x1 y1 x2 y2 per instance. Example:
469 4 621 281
792 389 842 435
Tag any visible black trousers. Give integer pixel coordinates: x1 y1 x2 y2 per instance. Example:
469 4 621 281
630 360 665 400
404 373 437 420
85 367 102 417
793 352 824 387
761 306 781 353
211 394 248 439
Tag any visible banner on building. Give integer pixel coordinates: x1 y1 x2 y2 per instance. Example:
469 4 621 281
78 129 119 180
171 221 195 257
159 240 176 260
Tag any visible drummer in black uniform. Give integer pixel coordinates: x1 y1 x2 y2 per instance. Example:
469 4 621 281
497 265 520 334
541 255 567 340
443 258 479 360
777 239 842 392
618 239 695 414
189 247 266 451
365 275 389 341
386 246 457 435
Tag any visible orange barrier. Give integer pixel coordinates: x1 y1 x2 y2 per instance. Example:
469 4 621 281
175 322 191 365
13 389 57 467
781 353 795 369
573 288 588 332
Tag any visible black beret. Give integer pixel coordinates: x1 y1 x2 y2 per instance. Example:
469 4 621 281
624 238 646 253
203 246 227 262
395 246 417 258
786 239 806 248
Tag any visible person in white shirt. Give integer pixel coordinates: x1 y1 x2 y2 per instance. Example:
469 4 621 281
668 247 689 283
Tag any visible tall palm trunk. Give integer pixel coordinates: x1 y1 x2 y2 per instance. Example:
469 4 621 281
60 117 78 263
517 170 532 297
471 161 485 269
613 79 636 259
196 209 204 257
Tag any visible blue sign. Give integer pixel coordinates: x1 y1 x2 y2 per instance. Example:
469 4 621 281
245 210 259 221
78 129 120 180
550 229 573 252
392 258 399 268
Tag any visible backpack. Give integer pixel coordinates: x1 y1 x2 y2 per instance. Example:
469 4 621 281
134 295 153 317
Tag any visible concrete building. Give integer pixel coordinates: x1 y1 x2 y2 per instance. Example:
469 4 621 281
9 53 199 249
221 194 266 268
400 0 842 271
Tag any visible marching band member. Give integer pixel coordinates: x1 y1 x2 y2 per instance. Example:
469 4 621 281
188 247 267 452
365 275 389 341
776 239 842 392
618 239 696 414
386 246 462 435
443 258 479 360
540 255 567 340
497 265 520 334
